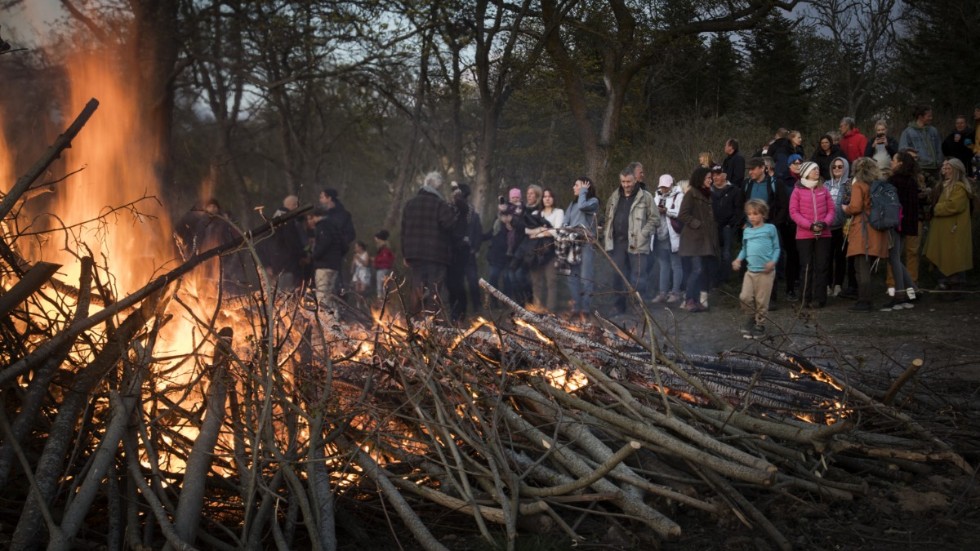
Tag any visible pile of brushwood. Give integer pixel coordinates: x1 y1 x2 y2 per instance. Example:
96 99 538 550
1 101 978 551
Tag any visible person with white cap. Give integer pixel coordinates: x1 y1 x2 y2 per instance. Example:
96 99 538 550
789 161 836 308
649 174 685 304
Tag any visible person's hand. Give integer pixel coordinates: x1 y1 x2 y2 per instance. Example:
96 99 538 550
763 261 776 273
731 258 742 271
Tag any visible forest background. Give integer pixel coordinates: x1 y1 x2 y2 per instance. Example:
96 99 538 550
2 0 979 249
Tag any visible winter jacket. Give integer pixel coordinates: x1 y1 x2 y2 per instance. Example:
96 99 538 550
842 180 888 258
652 186 683 253
924 180 973 276
722 151 746 190
826 158 851 230
312 217 344 270
400 185 460 266
888 171 920 237
863 136 899 163
678 186 720 257
604 187 659 254
742 175 788 225
839 128 868 163
810 147 843 181
789 184 835 240
710 182 745 229
942 128 976 170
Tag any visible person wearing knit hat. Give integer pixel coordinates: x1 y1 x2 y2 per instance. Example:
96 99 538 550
789 158 835 308
508 187 523 206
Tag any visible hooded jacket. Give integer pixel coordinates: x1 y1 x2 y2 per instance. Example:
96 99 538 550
826 157 850 230
839 128 868 162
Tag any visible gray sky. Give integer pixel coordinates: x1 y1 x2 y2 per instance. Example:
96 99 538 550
4 0 63 48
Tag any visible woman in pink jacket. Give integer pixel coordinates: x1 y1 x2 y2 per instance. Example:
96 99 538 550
789 161 836 308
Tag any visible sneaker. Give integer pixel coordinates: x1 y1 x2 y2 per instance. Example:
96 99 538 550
650 293 668 304
679 299 693 311
849 301 872 312
887 287 896 297
699 291 709 308
740 317 755 334
687 301 708 313
749 324 766 338
906 287 917 301
880 300 900 312
833 284 842 297
786 290 799 302
666 291 683 303
899 300 915 309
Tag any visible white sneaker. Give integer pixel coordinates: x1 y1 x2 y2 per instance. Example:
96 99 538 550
906 287 916 301
699 291 709 307
833 285 842 297
887 287 895 297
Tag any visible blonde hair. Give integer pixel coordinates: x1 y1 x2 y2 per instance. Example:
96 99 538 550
851 157 881 183
698 151 713 168
745 198 769 218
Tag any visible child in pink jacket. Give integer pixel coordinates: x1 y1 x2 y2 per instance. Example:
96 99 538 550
789 162 836 308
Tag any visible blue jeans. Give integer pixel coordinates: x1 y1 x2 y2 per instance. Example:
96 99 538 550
887 229 913 292
610 245 648 312
682 255 710 301
566 243 595 314
654 241 683 294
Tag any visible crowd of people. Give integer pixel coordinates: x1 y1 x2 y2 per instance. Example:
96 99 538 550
214 104 979 333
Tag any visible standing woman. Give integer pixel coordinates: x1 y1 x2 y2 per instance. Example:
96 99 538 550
826 157 850 297
527 188 565 311
924 158 974 292
789 162 836 308
563 177 600 320
842 158 889 312
883 151 921 309
810 134 842 180
678 167 719 312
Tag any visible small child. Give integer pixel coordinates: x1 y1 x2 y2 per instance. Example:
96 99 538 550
731 199 780 338
351 241 372 296
373 230 395 298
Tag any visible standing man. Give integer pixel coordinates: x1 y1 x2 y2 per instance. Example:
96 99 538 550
260 194 305 291
446 182 483 321
899 105 944 186
604 166 659 315
401 171 463 319
311 207 344 309
838 117 868 163
942 114 975 171
722 138 746 191
710 165 745 287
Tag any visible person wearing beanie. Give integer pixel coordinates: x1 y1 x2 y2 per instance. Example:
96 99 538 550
789 161 835 308
508 187 523 206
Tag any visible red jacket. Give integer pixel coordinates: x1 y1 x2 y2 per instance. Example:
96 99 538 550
374 245 395 270
839 128 868 163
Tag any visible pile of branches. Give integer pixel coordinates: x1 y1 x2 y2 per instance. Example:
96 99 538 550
1 101 976 551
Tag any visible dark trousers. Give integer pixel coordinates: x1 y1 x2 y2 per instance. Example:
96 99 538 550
853 255 875 305
408 260 448 318
610 245 648 312
778 223 799 293
447 248 469 321
796 237 831 304
830 228 847 287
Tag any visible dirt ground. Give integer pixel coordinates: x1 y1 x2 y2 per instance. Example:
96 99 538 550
593 277 980 551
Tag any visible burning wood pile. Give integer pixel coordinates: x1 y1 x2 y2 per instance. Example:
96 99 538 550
0 105 976 551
